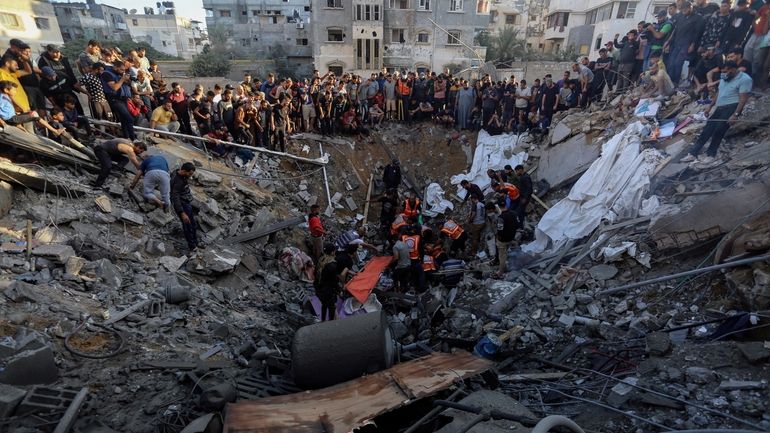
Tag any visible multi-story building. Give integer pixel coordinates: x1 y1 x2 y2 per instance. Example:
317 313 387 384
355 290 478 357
52 0 130 42
488 0 546 53
1 0 64 57
127 12 203 59
544 0 668 59
311 0 489 75
202 0 313 75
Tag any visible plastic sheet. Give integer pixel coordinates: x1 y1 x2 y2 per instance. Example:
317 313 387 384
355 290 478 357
423 183 454 217
450 130 528 198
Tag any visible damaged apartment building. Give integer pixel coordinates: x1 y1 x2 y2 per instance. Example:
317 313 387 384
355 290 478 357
310 0 490 74
203 0 314 75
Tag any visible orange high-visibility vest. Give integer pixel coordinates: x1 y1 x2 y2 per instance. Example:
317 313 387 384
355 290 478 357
401 234 421 260
422 255 436 272
500 183 520 201
403 199 421 218
397 80 411 96
391 214 407 236
440 220 464 240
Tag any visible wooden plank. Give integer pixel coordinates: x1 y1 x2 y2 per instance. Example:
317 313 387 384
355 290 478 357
362 173 374 226
541 239 575 275
521 268 552 289
224 352 491 433
225 216 305 244
532 195 550 210
498 372 569 382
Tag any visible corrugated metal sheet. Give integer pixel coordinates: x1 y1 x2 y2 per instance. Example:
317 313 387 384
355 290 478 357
224 351 492 433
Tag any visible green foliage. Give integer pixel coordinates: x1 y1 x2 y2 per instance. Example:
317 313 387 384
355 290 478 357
188 44 232 77
188 25 232 77
60 38 182 62
485 26 527 66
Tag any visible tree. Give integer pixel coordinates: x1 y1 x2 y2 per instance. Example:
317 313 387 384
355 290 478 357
60 38 182 62
189 25 232 77
485 26 527 67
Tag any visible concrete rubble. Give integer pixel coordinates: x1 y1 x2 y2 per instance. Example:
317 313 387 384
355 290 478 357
1 87 770 433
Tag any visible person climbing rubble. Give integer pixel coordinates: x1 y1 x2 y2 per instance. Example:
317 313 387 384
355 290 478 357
315 243 341 321
491 198 518 279
91 138 145 188
129 153 171 211
439 219 468 256
308 204 326 262
171 162 201 253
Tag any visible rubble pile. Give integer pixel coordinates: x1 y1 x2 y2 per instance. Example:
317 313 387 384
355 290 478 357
1 87 770 433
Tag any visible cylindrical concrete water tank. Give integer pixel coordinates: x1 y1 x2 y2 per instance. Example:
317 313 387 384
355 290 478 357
292 311 395 389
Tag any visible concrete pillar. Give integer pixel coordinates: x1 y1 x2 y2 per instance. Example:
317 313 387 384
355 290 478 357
292 311 395 389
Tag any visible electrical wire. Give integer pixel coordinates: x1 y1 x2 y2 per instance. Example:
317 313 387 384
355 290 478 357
64 322 125 359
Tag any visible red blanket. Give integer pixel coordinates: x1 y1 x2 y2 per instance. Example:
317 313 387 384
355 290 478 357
345 256 392 304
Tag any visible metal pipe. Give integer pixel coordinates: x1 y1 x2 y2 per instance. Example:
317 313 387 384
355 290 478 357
403 388 465 433
318 143 333 214
537 358 768 431
595 254 770 297
531 415 586 433
88 118 328 166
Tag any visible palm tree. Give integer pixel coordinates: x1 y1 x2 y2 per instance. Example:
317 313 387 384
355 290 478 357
486 26 527 67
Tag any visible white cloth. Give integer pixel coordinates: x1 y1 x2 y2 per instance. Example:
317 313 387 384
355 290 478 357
523 122 662 254
450 129 528 199
423 183 454 217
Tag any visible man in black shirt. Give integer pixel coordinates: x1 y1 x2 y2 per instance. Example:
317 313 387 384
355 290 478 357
273 95 291 152
382 159 402 191
171 162 200 252
514 165 533 224
693 0 719 16
460 179 484 202
693 46 723 100
539 74 560 121
490 199 518 278
721 0 753 51
316 244 342 321
614 30 641 92
593 48 613 99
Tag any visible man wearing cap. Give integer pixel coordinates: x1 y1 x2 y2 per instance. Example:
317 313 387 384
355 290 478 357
693 0 719 16
646 10 674 70
613 30 641 92
38 45 77 85
39 66 85 114
664 1 705 86
681 60 752 164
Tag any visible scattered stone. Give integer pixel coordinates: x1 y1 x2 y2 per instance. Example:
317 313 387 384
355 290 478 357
108 184 124 197
645 332 672 356
187 246 243 275
558 313 575 328
145 239 167 256
31 244 75 263
118 209 145 225
0 383 26 417
64 256 86 276
34 226 69 244
550 122 572 145
95 195 112 213
4 281 43 303
81 259 122 289
737 342 770 364
614 299 629 314
607 377 638 407
0 328 59 385
195 170 222 185
148 208 175 226
590 264 618 281
685 367 715 384
345 197 358 211
159 256 187 272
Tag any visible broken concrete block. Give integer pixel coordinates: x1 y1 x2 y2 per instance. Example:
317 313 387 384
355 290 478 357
297 190 312 203
345 197 358 211
195 170 222 185
737 342 770 364
550 122 572 145
64 256 86 276
118 209 145 225
34 226 69 244
145 239 167 256
645 332 672 356
0 383 26 417
0 328 59 385
205 198 220 215
537 133 600 189
94 194 112 213
31 244 75 263
82 259 122 289
718 380 766 391
331 192 343 204
685 367 715 384
558 313 575 328
159 256 187 272
147 208 175 226
0 180 12 217
187 247 243 275
3 281 43 303
607 377 638 408
589 264 618 281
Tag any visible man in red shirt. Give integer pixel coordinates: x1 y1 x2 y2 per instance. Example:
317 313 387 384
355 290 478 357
308 204 326 262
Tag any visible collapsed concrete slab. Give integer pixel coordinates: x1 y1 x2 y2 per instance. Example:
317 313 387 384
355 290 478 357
651 178 770 250
0 328 59 386
0 160 89 197
224 351 492 433
536 133 601 189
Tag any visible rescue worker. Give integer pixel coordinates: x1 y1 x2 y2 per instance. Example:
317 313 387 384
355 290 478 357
492 181 520 212
514 164 533 224
382 158 402 191
92 138 145 188
308 204 326 262
440 219 468 255
391 229 411 293
401 225 425 291
467 195 486 256
403 192 422 220
491 198 518 279
335 227 378 254
315 243 341 321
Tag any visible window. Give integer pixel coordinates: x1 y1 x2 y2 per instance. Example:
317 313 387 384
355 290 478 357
327 28 344 41
328 64 344 75
388 0 409 8
547 12 569 29
476 0 489 14
252 10 260 15
64 8 73 15
35 17 51 30
579 44 590 54
205 8 214 17
131 18 138 25
616 1 637 19
447 30 461 44
417 32 429 43
0 13 22 29
162 41 168 47
594 36 602 50
270 16 278 23
449 0 463 11
327 0 343 8
219 9 231 17
419 0 430 10
241 38 251 46
189 38 195 45
390 28 405 43
355 38 381 69
354 4 381 20
505 14 516 24
297 38 309 45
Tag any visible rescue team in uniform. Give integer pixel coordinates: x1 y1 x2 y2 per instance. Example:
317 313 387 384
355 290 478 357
308 160 532 320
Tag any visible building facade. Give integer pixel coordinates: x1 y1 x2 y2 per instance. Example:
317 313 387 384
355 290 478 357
545 0 667 59
202 0 313 76
489 0 546 53
311 0 489 75
53 0 130 42
127 13 203 60
1 0 64 57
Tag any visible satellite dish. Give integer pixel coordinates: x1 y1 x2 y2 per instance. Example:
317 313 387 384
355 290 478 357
129 8 137 14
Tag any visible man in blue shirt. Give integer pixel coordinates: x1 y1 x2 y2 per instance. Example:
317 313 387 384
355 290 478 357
101 61 136 140
130 154 171 210
681 61 752 163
